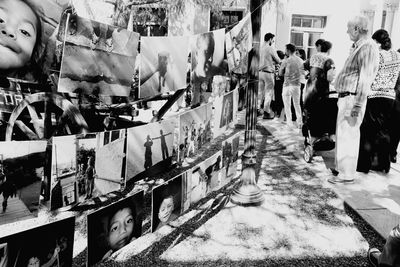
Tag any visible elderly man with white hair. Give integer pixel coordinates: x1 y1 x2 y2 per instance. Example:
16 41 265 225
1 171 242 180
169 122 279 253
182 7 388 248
328 15 379 184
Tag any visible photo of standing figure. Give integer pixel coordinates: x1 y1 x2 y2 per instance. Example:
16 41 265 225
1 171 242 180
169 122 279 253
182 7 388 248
212 89 239 138
140 36 189 99
0 216 75 267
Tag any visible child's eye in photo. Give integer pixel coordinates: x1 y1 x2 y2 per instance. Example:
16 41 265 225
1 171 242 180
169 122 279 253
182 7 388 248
111 224 119 233
20 29 31 37
126 217 133 224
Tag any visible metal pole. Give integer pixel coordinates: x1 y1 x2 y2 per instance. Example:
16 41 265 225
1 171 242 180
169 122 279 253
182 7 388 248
231 0 265 206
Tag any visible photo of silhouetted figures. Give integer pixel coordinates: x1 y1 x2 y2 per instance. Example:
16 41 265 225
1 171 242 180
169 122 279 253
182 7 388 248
152 174 183 232
87 191 143 266
0 141 47 226
190 29 227 106
58 13 140 97
126 119 175 183
221 132 241 179
178 103 213 164
225 13 252 74
0 216 75 267
183 152 222 210
139 36 189 99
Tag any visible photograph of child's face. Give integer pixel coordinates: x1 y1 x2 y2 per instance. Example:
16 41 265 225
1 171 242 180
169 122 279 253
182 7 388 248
158 196 174 223
27 256 40 267
0 0 38 70
108 207 135 251
194 33 215 78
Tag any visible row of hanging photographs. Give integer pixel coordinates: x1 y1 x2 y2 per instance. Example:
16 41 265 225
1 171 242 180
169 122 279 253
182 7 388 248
0 88 238 221
0 130 242 267
0 10 251 142
56 11 252 99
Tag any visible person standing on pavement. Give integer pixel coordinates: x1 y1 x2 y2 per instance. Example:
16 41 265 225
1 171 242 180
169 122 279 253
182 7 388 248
357 29 400 174
258 33 281 119
279 43 304 128
328 15 379 184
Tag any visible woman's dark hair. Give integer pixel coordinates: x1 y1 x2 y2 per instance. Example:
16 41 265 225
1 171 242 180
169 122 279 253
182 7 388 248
315 39 325 47
285 43 296 53
372 29 392 50
277 50 285 60
296 48 306 60
320 41 332 53
264 33 275 42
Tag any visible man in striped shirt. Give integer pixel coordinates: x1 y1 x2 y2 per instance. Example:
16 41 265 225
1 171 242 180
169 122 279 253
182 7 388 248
328 15 379 184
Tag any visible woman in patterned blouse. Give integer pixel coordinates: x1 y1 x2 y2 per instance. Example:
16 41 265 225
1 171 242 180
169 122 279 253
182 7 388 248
357 29 400 173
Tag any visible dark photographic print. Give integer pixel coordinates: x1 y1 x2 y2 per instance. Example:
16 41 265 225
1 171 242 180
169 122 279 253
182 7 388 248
58 14 140 97
94 129 126 194
212 89 238 138
178 103 213 164
190 29 226 106
151 174 183 232
225 13 252 74
184 152 222 209
126 119 175 183
0 216 75 267
0 141 46 226
221 132 241 181
87 191 144 266
139 36 189 99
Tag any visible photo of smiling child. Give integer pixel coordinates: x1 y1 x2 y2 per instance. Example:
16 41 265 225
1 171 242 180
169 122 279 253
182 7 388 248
87 191 144 266
151 174 183 232
0 0 45 81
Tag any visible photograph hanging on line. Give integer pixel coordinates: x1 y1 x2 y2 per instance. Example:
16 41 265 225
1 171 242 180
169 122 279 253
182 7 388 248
151 173 184 232
125 119 176 183
221 132 242 181
58 14 140 97
139 36 189 99
178 103 213 164
0 216 75 267
0 141 47 226
212 89 239 138
182 151 222 211
87 191 144 266
190 29 227 106
225 13 253 74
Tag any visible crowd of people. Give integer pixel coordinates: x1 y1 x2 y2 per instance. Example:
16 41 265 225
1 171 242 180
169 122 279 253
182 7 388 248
258 14 400 267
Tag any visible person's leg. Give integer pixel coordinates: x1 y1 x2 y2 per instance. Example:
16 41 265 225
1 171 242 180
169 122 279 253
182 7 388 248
263 73 275 115
357 100 373 173
335 96 366 181
379 224 400 266
292 85 302 127
390 98 400 162
258 72 267 112
282 86 293 126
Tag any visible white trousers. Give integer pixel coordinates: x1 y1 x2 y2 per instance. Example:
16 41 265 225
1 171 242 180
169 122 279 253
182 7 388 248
335 96 366 180
258 72 275 113
282 85 302 126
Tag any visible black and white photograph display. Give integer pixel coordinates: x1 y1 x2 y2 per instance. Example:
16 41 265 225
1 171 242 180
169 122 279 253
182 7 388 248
94 129 126 194
225 13 253 74
139 36 189 98
221 132 241 180
212 89 239 138
183 152 222 210
87 191 144 266
126 119 175 183
210 75 231 99
0 216 75 267
50 135 79 210
178 103 213 164
0 141 46 226
190 29 226 106
152 174 184 232
58 13 140 97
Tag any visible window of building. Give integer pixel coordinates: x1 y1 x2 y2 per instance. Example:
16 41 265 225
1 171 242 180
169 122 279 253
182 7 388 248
290 15 327 58
131 8 168 36
210 10 244 31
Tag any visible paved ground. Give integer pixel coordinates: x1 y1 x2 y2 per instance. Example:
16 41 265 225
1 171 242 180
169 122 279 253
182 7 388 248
100 116 378 266
260 116 400 240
